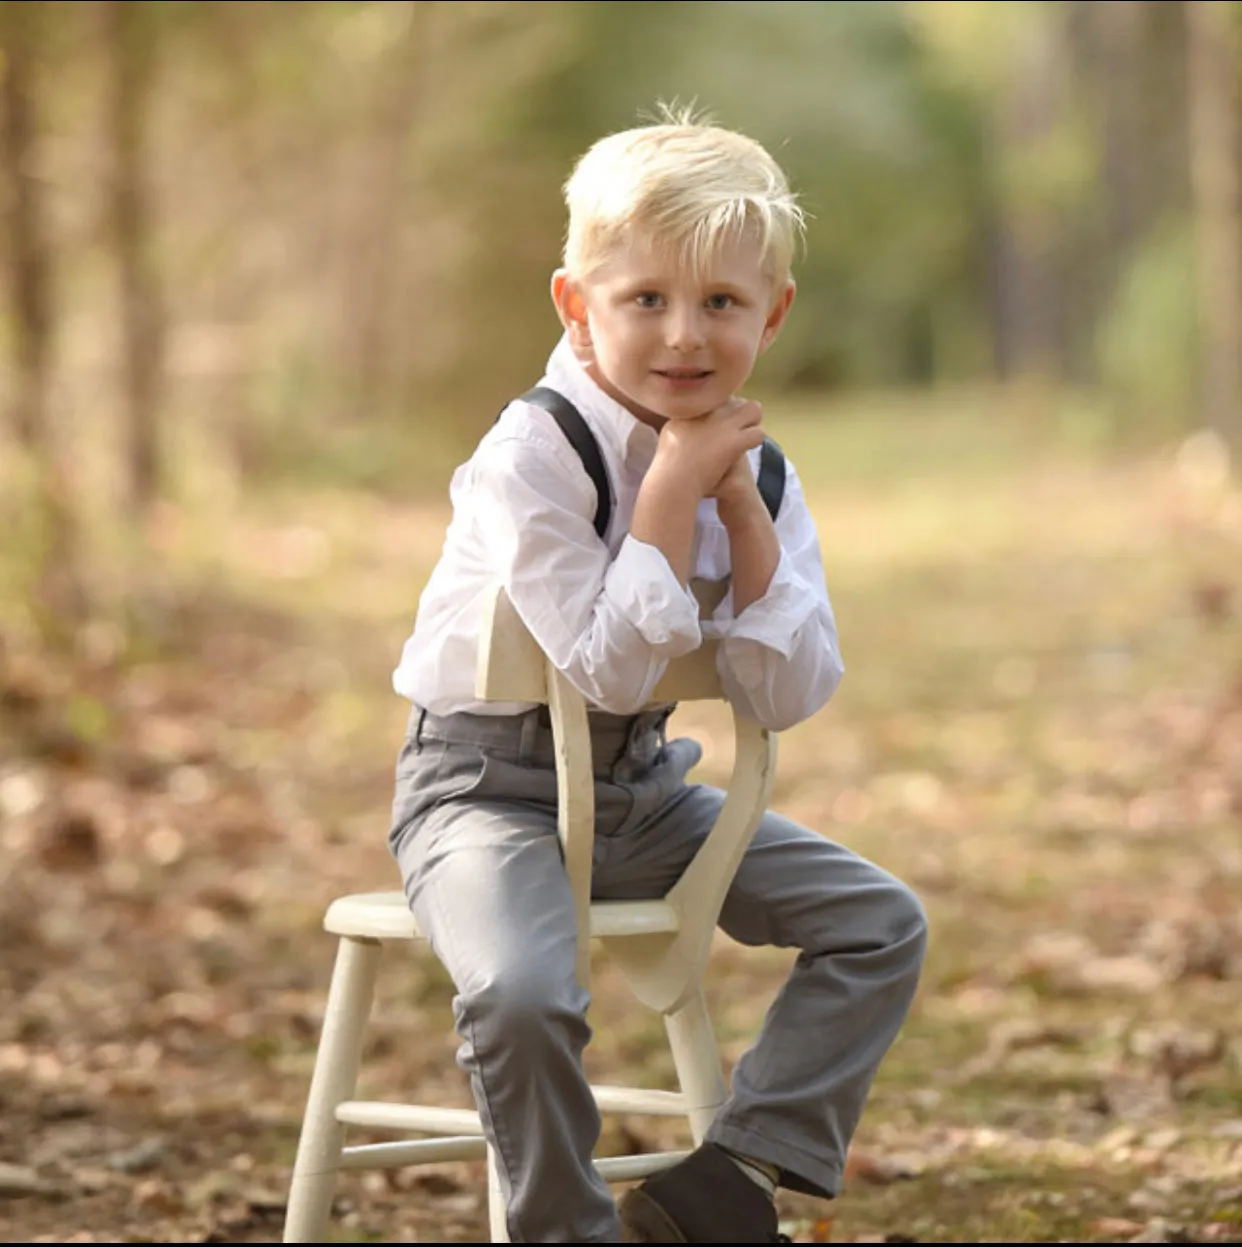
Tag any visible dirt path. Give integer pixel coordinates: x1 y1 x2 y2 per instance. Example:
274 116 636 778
3 417 1240 1243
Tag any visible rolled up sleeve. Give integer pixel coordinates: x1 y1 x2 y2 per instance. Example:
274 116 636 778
475 434 700 714
708 467 844 731
604 537 702 653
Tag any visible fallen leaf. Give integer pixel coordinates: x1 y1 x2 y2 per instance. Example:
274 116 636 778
37 808 103 872
107 1136 166 1174
1093 1219 1146 1237
844 1149 920 1184
0 1162 51 1196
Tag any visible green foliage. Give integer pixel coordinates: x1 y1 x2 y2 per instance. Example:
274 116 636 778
519 1 991 390
1096 220 1199 435
63 692 110 744
1 0 1235 493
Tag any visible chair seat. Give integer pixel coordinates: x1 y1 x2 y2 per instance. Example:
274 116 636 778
324 890 681 942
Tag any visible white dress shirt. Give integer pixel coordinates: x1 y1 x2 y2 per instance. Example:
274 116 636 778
392 336 844 731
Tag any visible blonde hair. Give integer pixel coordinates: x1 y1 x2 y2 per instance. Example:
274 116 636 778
562 105 804 282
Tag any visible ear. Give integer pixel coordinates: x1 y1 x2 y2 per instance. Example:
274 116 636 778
758 279 796 354
551 269 592 350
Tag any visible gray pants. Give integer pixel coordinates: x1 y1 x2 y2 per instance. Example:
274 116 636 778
389 706 927 1244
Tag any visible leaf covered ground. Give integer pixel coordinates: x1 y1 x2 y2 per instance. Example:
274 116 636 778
1 395 1240 1243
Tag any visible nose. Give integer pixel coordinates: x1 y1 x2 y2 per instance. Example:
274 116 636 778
665 304 706 353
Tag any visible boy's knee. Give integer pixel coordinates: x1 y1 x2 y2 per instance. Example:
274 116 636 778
881 875 928 968
462 965 589 1048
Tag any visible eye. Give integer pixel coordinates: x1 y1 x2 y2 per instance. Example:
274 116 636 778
705 293 735 311
635 291 663 309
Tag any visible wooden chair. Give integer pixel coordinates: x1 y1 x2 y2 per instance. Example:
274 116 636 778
282 581 776 1242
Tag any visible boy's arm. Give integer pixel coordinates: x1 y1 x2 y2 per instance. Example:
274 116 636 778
712 454 781 613
473 421 703 715
709 455 844 732
631 398 766 586
628 458 699 586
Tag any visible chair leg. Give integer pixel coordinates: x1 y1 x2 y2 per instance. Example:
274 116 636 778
487 1145 511 1243
664 987 727 1145
283 935 382 1243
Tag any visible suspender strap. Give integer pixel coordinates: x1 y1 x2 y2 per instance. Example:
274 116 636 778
518 386 613 539
757 436 786 521
511 387 786 534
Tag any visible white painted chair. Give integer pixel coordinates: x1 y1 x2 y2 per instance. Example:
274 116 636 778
282 581 777 1243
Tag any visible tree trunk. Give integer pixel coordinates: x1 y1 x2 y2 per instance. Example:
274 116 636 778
2 4 50 456
987 7 1070 383
199 0 267 482
0 0 81 627
106 0 165 522
1186 0 1242 450
1093 1 1148 272
338 0 428 425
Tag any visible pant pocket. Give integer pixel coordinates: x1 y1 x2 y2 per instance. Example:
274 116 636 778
389 741 491 856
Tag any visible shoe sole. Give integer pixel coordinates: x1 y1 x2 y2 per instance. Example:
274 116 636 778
617 1187 688 1243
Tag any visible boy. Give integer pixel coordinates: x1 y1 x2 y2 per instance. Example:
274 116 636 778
389 112 927 1243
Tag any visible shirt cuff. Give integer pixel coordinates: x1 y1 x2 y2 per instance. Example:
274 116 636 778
604 536 702 655
714 549 819 659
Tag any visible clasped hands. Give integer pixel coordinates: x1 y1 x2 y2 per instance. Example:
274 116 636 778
652 398 766 518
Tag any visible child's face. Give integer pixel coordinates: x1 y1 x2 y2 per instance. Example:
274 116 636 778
553 230 795 428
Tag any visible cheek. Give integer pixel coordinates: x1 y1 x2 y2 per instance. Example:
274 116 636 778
594 318 642 364
728 319 768 359
719 327 761 366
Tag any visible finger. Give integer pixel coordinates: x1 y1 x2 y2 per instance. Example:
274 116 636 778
704 397 749 425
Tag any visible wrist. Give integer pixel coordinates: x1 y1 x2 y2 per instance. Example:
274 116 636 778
632 458 700 586
715 480 766 528
647 452 704 499
650 448 712 502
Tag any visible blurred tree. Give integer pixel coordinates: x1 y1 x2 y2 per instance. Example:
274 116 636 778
336 0 427 426
189 0 269 481
987 1 1073 383
515 0 991 394
1 1 50 458
0 0 82 628
1076 0 1149 301
163 0 347 481
1186 0 1241 450
398 0 577 429
105 0 166 524
6 0 1231 519
1084 1 1198 432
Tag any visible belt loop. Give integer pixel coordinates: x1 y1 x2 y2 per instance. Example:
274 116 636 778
414 707 427 748
518 706 542 764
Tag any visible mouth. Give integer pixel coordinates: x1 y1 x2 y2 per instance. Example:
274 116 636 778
654 368 713 382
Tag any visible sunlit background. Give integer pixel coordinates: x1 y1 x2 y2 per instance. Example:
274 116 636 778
2 3 1241 1243
4 1 1239 527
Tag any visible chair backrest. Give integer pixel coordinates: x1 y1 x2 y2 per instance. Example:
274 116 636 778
475 582 776 1009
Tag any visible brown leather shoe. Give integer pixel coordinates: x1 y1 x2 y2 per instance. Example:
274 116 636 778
618 1144 784 1243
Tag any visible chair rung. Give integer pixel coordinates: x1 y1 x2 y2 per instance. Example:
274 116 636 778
591 1085 686 1116
595 1150 689 1182
336 1086 684 1139
340 1135 487 1170
336 1101 483 1134
323 891 680 940
336 1136 681 1181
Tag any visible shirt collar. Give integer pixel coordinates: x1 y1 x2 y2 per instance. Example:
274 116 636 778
542 335 659 463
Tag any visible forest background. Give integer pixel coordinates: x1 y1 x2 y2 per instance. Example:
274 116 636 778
2 2 1241 1243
